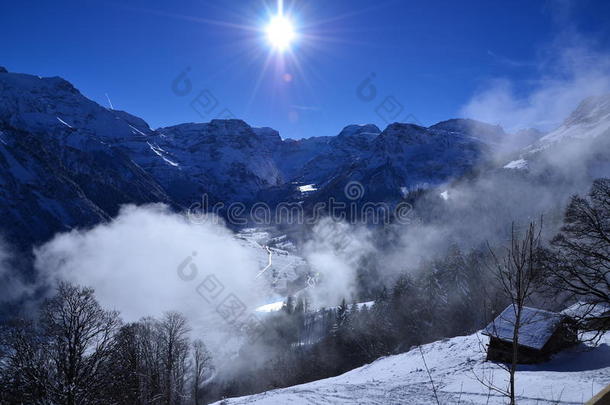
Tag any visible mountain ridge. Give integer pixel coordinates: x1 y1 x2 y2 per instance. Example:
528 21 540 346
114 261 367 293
2 67 608 247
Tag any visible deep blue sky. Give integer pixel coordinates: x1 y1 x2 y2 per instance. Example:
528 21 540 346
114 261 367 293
2 0 610 138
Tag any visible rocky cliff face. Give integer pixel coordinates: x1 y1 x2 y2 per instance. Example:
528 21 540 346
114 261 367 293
11 69 610 247
0 71 172 245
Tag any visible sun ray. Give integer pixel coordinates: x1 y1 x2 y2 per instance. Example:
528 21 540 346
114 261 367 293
245 51 276 115
298 0 400 30
119 0 384 126
118 4 259 32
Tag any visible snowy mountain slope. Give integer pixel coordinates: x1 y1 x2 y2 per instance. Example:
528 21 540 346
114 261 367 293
0 68 511 246
538 94 610 147
274 135 332 181
505 94 610 172
235 228 309 297
306 121 495 206
293 124 381 187
2 67 606 247
430 119 544 153
215 332 610 404
0 70 173 245
364 122 489 195
428 118 506 145
153 120 284 204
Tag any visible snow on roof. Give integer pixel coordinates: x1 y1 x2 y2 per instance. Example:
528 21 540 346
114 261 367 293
562 301 610 319
483 305 566 350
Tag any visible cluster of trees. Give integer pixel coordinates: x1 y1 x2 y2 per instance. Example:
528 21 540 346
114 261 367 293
1 178 607 404
215 243 506 398
472 178 610 405
215 178 610 401
543 178 610 317
0 284 213 405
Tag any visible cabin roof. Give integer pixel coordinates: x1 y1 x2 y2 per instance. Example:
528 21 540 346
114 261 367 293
483 305 566 350
561 301 610 319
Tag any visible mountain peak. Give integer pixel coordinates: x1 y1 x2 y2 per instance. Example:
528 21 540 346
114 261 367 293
563 94 610 128
379 122 428 142
386 122 427 131
252 126 281 141
429 118 505 137
337 124 380 138
209 118 248 126
0 70 81 96
207 118 252 132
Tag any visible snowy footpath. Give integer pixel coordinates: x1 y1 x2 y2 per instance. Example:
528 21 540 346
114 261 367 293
214 332 610 404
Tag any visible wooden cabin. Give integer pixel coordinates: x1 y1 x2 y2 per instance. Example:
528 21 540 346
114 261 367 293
483 305 578 364
562 301 610 331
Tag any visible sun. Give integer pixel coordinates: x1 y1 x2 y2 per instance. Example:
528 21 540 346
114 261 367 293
265 15 296 52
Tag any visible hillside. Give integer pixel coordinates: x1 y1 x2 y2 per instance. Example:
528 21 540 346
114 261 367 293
215 331 610 404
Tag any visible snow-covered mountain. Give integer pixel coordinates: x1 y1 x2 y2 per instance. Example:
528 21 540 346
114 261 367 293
300 121 504 208
0 70 173 245
293 124 381 186
538 94 610 147
2 67 608 247
152 120 284 204
504 94 610 173
214 331 610 404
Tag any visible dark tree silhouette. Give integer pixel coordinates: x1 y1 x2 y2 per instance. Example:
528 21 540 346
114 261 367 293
544 178 610 322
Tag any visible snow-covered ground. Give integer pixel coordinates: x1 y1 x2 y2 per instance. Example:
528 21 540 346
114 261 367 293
503 158 528 170
235 228 309 297
214 331 610 404
255 300 285 313
298 183 318 193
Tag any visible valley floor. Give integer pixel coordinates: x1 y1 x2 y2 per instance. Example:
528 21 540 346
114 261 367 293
215 332 610 404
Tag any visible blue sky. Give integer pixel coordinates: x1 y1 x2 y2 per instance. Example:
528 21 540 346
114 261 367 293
2 0 610 138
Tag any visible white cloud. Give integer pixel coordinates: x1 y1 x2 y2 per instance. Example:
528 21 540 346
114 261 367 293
33 204 266 353
462 34 610 132
303 219 374 307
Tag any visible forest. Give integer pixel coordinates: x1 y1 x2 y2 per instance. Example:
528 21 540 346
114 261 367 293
1 178 608 405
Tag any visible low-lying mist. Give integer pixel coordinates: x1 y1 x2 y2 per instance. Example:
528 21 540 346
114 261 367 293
33 204 266 355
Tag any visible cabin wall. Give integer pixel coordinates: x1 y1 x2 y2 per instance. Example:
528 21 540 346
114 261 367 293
542 321 578 354
582 316 610 331
486 338 547 364
485 311 580 364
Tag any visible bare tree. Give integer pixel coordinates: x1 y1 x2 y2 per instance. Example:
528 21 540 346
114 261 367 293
543 178 610 322
0 319 49 404
0 286 203 405
158 311 191 405
136 316 164 405
40 282 121 405
486 221 543 405
105 323 144 405
191 339 213 405
0 283 121 405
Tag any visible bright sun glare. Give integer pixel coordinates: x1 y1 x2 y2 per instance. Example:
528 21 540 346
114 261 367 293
265 15 295 51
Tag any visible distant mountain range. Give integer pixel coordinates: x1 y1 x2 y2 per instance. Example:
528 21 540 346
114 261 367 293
1 66 609 247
